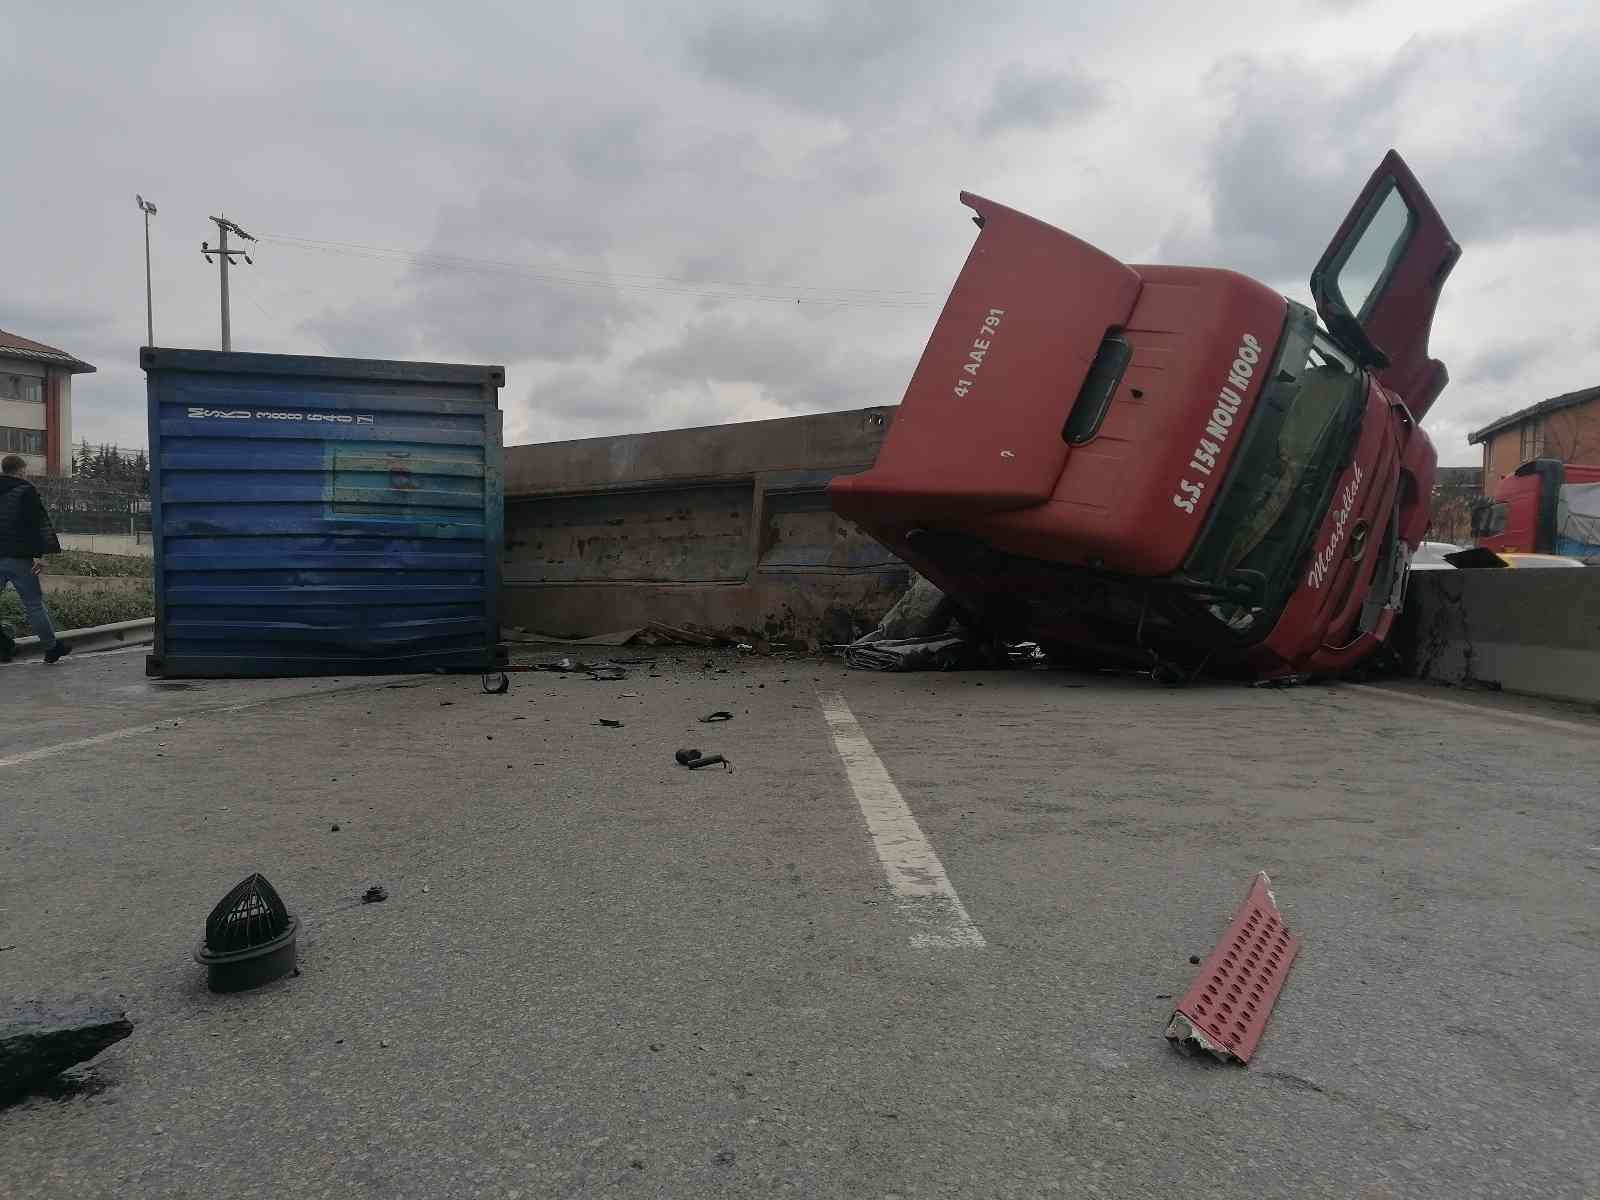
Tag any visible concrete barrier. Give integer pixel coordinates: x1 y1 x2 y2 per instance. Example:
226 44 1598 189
503 407 910 644
1402 568 1600 704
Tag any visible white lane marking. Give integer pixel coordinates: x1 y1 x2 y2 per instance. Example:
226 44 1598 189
0 719 185 769
1342 683 1597 737
818 691 985 949
0 676 427 770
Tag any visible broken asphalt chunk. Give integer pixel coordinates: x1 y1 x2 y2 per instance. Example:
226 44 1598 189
362 885 388 904
1 1002 134 1104
1165 872 1300 1065
699 710 734 723
595 718 625 728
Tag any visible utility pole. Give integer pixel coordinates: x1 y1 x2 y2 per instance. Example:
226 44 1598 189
201 214 256 351
136 195 157 346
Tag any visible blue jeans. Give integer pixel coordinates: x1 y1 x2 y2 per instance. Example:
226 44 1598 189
0 556 59 647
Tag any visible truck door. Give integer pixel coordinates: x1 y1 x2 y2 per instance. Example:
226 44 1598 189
1310 150 1460 421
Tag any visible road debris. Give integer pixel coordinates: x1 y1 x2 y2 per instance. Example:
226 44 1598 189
503 621 728 647
362 885 388 904
845 633 997 672
587 667 627 681
194 874 300 993
1165 872 1301 1064
699 710 734 723
482 672 510 694
1 1002 134 1104
595 718 625 728
675 747 731 771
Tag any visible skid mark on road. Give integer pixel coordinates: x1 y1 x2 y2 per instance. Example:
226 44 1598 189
818 691 985 950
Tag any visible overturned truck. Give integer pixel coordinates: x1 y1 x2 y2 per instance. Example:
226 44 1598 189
832 151 1460 681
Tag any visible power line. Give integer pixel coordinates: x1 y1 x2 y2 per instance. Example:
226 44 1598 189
258 231 941 311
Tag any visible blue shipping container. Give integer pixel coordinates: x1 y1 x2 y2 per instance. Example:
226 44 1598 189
143 348 504 677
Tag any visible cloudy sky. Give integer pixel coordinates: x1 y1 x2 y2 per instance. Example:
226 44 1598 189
4 0 1596 466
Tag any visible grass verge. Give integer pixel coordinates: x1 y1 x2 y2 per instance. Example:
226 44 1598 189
1 580 154 637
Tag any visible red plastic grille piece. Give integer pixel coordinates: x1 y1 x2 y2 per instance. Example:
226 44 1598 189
1166 872 1300 1064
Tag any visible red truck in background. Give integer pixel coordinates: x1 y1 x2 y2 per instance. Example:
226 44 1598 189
1472 459 1600 562
831 151 1461 680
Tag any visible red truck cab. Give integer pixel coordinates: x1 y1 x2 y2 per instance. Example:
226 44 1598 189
1473 459 1600 561
831 151 1460 679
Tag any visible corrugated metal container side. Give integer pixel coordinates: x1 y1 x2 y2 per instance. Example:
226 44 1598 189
142 348 504 678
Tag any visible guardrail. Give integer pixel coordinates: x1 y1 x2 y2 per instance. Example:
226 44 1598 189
7 617 155 661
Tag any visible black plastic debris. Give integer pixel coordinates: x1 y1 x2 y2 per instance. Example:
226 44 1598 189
362 886 388 904
595 718 624 728
1 1002 134 1104
482 672 510 694
194 873 299 993
699 711 734 723
675 747 730 771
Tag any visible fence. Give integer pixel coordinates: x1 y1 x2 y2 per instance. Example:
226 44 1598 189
33 477 152 536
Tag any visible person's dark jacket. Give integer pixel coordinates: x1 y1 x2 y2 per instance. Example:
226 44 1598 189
0 475 62 559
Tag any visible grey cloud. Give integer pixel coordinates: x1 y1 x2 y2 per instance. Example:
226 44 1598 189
630 315 911 414
297 303 421 363
1154 57 1410 283
0 301 119 356
1161 22 1600 284
301 265 633 365
1457 339 1554 390
563 111 655 188
686 0 961 116
519 368 642 436
976 65 1099 137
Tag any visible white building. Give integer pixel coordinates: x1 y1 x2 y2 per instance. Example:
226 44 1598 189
0 328 95 476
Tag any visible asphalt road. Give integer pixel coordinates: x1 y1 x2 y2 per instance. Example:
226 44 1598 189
2 647 1597 1199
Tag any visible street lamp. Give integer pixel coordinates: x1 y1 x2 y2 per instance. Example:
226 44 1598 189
136 195 157 347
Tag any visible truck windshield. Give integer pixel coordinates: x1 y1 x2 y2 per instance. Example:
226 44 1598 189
1471 501 1508 538
1183 304 1365 638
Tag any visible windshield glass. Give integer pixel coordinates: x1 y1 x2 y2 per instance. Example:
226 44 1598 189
1471 501 1508 538
1183 304 1365 640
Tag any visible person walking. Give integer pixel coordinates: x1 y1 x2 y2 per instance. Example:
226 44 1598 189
0 454 72 664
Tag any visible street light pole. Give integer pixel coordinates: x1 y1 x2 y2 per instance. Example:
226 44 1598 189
201 214 256 352
136 195 157 347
